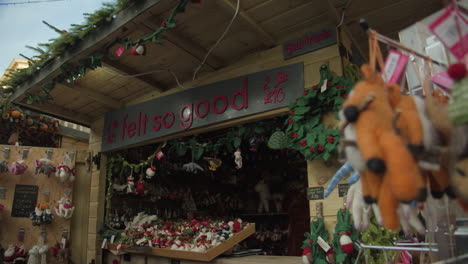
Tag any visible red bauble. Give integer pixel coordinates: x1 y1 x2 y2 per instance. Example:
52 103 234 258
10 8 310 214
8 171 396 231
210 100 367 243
336 84 343 88
161 21 167 27
447 63 467 80
342 92 348 98
327 81 332 87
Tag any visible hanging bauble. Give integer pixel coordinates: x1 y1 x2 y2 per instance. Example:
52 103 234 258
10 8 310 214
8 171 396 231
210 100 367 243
10 110 21 119
130 43 145 56
146 166 156 179
267 130 287 149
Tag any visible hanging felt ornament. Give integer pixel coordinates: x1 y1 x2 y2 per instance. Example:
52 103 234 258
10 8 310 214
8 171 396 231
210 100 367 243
38 245 48 264
55 152 75 183
54 190 75 219
136 174 145 195
267 130 287 149
9 160 28 175
112 178 126 192
203 157 222 171
14 245 27 264
3 245 15 264
182 148 205 174
35 158 55 176
126 169 135 194
27 246 40 264
332 208 358 264
146 166 156 179
234 149 242 169
129 43 145 56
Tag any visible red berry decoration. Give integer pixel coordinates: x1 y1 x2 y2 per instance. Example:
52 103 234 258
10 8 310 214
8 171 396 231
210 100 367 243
317 145 324 152
39 116 44 121
336 84 343 88
61 30 68 33
300 139 307 147
292 133 298 138
290 109 295 115
328 136 334 143
303 90 309 95
161 21 167 27
309 239 313 245
312 85 318 90
327 81 332 87
342 92 348 99
309 148 315 152
288 119 294 125
447 63 467 80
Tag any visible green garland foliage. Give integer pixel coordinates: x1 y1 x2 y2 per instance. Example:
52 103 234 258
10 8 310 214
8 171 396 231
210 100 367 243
0 0 190 105
360 215 398 264
284 64 355 161
332 209 359 264
301 217 329 264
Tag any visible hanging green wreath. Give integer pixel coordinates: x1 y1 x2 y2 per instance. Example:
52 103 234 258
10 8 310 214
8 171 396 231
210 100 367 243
284 64 356 160
332 209 359 264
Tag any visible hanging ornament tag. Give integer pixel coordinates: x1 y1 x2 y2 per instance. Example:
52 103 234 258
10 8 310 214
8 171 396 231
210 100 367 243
383 50 408 84
148 240 153 248
61 237 67 248
156 151 164 160
115 46 125 57
317 236 331 252
321 79 328 93
136 238 146 245
111 235 115 244
431 72 453 92
429 4 468 59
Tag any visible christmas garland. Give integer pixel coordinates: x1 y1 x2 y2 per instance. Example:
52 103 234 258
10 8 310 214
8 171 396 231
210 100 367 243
1 0 191 105
332 209 359 264
285 64 355 160
301 217 330 264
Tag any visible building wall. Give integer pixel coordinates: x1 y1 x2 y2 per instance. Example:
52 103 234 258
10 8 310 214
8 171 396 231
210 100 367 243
87 43 345 263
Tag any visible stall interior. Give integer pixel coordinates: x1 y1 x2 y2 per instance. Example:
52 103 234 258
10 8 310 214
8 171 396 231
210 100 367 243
105 117 309 256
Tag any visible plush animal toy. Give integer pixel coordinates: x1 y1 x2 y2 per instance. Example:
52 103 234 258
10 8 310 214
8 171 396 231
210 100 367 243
346 179 382 230
182 162 204 174
254 180 270 213
342 65 426 203
35 158 55 176
54 195 75 219
55 164 75 183
234 149 242 169
9 160 28 175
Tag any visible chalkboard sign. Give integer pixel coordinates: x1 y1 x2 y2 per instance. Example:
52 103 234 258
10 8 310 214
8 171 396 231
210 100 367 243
11 185 38 217
338 184 350 197
307 187 324 200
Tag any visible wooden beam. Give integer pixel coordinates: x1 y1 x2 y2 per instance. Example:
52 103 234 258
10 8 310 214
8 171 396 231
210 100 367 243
138 17 225 70
57 83 124 109
260 1 316 26
101 59 166 92
10 0 164 103
325 0 368 61
16 102 93 126
218 0 276 47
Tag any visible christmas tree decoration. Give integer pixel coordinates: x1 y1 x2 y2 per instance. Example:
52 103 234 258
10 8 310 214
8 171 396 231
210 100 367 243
332 209 358 264
285 64 355 161
145 166 156 179
301 217 331 264
129 43 145 56
54 193 75 219
267 130 287 149
234 149 242 169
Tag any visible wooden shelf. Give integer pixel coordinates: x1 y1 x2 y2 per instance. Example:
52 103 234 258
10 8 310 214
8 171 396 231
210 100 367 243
108 223 256 262
241 213 288 216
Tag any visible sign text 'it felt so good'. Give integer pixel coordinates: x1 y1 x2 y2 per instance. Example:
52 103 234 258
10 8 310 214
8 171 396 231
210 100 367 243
102 63 304 152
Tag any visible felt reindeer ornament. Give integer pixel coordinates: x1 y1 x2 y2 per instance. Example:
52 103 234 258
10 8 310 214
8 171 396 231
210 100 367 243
342 65 426 204
54 191 75 219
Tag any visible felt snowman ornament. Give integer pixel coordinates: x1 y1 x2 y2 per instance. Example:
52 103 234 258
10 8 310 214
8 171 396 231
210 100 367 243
126 174 135 194
146 166 156 179
234 149 242 169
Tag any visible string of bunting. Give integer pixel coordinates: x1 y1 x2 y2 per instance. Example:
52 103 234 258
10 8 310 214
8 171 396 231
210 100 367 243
0 0 192 105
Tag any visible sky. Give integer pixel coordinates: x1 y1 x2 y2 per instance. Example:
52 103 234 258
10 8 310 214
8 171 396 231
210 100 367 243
0 0 107 74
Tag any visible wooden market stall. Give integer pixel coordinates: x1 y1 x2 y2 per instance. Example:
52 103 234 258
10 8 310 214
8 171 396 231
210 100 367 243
1 0 446 263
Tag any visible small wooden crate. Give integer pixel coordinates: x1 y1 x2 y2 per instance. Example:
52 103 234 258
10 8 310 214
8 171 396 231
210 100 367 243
108 223 256 262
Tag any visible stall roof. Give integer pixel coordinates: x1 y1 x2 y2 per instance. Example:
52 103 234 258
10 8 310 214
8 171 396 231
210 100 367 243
7 0 442 126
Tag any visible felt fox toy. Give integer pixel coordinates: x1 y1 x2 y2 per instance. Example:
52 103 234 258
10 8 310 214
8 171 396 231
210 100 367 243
342 65 426 203
386 84 453 199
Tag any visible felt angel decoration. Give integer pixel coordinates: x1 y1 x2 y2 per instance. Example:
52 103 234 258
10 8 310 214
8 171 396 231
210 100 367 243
234 149 242 169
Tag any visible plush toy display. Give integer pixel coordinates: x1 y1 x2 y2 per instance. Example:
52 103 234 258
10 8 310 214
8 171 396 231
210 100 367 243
254 180 270 213
35 158 55 176
54 193 75 219
9 160 28 175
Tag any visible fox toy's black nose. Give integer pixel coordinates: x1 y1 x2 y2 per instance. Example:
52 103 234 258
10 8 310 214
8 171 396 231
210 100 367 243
344 105 359 122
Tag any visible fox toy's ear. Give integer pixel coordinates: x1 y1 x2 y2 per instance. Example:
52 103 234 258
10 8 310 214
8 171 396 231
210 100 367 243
360 64 383 85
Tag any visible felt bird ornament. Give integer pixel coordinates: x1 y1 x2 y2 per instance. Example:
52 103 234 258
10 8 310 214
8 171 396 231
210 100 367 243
35 158 55 176
9 160 28 175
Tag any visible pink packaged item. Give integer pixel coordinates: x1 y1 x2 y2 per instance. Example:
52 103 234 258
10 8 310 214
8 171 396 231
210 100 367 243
383 50 409 84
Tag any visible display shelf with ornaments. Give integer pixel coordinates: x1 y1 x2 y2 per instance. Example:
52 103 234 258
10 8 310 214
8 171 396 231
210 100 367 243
108 223 255 262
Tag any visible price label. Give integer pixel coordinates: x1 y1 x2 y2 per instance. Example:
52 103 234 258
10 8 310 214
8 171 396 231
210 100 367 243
317 236 331 252
307 187 324 200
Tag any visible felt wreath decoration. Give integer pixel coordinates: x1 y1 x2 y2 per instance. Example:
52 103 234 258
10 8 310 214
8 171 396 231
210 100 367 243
332 209 359 264
301 217 331 264
285 64 355 160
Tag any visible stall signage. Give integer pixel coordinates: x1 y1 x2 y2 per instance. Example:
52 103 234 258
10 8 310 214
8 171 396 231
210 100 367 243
102 63 304 152
11 185 38 217
283 27 336 59
338 184 350 197
307 186 324 200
